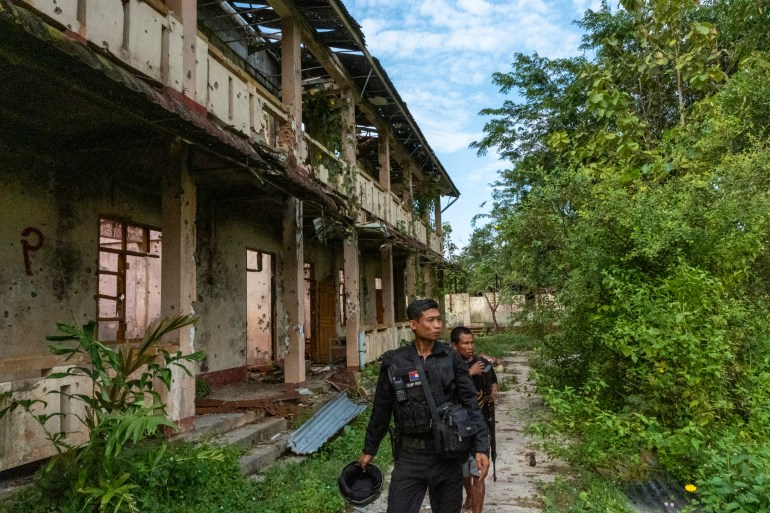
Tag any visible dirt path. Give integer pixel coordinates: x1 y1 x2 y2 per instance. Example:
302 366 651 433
359 351 569 513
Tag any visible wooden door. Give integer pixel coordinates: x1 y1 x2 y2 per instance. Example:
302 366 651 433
313 281 337 363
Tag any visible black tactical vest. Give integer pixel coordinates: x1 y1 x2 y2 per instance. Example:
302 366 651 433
385 343 458 435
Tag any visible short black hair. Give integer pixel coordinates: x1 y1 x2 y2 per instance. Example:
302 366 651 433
450 326 472 344
406 298 439 321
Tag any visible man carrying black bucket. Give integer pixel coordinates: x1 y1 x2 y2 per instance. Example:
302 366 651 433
358 298 490 513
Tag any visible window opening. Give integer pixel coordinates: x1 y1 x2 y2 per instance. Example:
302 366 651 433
97 218 162 341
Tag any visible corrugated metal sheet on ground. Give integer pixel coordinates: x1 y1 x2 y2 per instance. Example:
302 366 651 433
288 392 367 454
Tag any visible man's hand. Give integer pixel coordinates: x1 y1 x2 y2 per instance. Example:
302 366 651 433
359 454 373 469
475 452 490 480
489 383 499 403
469 360 485 376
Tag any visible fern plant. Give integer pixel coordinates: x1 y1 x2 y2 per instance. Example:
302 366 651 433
0 315 204 512
0 314 202 454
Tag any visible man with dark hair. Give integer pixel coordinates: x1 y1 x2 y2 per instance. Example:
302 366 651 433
359 299 490 513
450 326 499 513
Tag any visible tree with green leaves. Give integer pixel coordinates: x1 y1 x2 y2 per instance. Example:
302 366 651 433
470 0 770 510
458 223 508 329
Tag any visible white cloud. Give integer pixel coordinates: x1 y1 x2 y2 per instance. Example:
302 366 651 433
572 0 603 15
345 0 588 245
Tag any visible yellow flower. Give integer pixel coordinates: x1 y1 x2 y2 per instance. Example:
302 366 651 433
685 484 697 493
658 367 664 373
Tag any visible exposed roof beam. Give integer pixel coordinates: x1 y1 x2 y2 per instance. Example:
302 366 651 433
263 0 458 197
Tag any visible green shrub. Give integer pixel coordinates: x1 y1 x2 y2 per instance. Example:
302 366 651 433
541 472 636 513
692 430 770 513
254 406 392 513
473 330 537 357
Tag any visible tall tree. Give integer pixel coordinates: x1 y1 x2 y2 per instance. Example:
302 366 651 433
471 1 770 507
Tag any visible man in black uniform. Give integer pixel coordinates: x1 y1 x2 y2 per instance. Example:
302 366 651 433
451 326 498 513
359 299 490 513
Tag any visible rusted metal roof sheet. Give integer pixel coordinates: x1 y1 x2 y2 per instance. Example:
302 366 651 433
288 392 366 454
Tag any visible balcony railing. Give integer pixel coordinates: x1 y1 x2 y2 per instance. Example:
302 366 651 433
361 322 412 364
25 0 443 255
305 136 443 255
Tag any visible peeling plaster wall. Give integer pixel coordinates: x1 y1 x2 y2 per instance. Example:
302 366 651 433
196 209 273 374
195 207 284 375
0 157 162 471
1 161 161 367
444 293 471 328
360 255 380 325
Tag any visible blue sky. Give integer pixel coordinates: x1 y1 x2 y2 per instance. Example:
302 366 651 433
344 0 602 250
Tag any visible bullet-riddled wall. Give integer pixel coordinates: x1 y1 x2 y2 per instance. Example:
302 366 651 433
0 156 163 471
194 206 281 382
194 203 339 382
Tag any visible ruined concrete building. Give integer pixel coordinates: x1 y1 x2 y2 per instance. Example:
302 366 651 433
0 0 457 471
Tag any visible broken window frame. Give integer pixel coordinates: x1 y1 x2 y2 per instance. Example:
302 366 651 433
97 217 161 343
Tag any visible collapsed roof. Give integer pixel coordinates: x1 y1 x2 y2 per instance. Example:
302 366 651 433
199 0 460 197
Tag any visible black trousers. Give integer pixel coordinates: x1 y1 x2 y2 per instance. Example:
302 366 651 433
386 449 464 513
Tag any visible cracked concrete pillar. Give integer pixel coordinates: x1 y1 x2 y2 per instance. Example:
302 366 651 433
378 133 390 192
166 0 197 100
402 165 413 206
341 88 357 167
279 15 303 154
405 253 416 304
380 244 395 327
282 197 306 388
161 139 197 429
422 263 434 299
344 237 361 372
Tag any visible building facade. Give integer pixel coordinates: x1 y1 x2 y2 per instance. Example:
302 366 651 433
0 0 456 472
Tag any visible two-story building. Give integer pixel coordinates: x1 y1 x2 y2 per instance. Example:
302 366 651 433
0 0 457 472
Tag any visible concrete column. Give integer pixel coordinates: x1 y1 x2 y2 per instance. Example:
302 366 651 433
402 165 413 206
166 0 197 99
405 253 416 304
341 88 357 167
393 258 406 321
161 140 197 429
343 237 361 372
380 244 395 326
280 16 302 151
422 263 434 299
282 197 306 387
434 194 442 237
378 133 390 192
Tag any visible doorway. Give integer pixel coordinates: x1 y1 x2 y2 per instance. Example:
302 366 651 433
246 249 275 367
312 280 337 363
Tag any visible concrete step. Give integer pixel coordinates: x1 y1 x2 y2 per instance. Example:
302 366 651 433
179 411 264 443
215 417 288 451
238 434 290 476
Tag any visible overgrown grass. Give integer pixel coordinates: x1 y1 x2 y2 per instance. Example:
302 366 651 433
3 406 388 513
540 472 637 513
255 406 391 513
473 330 538 358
